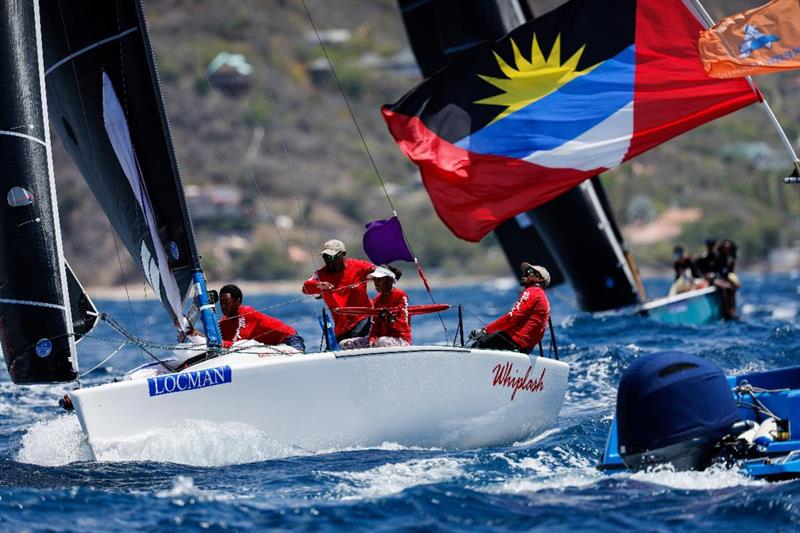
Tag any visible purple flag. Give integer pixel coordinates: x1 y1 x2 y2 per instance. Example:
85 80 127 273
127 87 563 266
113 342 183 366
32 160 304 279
363 216 415 264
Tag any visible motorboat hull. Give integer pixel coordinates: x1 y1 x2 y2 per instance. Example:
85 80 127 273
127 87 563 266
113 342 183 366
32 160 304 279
72 345 568 457
637 287 723 325
599 365 800 479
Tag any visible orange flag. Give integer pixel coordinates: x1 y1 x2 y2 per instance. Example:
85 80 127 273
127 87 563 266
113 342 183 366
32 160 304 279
699 0 800 78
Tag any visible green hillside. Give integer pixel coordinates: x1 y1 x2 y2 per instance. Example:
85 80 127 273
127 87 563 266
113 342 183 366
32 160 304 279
51 0 800 287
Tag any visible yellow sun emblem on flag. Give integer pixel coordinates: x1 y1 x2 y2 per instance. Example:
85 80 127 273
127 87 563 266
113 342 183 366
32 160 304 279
477 34 599 125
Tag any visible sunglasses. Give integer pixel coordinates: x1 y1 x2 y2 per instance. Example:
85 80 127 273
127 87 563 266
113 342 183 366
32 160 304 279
323 252 344 261
523 267 537 277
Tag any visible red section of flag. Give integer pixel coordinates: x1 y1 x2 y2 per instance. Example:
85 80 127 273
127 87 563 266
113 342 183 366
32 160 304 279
382 109 599 242
628 0 761 159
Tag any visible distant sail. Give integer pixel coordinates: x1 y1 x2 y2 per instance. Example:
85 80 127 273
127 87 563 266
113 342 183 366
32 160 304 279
0 1 77 383
40 0 198 329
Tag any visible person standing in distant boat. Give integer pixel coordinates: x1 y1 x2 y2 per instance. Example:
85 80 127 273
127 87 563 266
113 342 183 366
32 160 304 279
302 239 375 341
695 238 719 276
669 245 705 296
713 239 740 320
469 263 551 353
218 284 305 352
340 265 411 350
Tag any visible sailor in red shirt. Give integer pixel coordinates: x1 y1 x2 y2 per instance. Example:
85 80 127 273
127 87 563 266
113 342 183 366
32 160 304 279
340 265 411 350
302 239 375 341
470 263 551 353
218 284 305 352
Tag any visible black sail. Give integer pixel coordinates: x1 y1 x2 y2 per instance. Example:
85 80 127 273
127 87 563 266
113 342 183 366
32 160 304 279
40 0 197 328
396 0 643 310
0 0 77 383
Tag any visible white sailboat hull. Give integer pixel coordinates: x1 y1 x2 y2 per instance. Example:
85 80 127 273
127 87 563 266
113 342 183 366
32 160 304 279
71 346 568 456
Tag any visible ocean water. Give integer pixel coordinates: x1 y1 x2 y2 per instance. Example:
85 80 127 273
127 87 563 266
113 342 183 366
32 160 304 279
1 273 799 532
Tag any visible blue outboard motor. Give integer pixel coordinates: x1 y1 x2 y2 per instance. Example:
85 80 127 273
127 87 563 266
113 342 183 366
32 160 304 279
616 351 739 471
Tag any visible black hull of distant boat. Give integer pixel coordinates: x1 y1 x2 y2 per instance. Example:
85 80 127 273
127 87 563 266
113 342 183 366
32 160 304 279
530 178 641 312
40 0 198 324
396 0 641 310
0 1 75 383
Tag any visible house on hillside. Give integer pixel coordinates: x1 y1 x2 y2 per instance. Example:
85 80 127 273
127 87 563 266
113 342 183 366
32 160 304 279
206 52 253 96
185 184 245 226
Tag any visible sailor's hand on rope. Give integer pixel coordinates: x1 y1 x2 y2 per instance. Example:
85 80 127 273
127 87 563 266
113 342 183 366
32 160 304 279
469 328 486 340
317 282 334 292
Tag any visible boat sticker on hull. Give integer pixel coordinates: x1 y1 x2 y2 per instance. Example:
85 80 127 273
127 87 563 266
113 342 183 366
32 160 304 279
491 362 545 400
148 365 232 397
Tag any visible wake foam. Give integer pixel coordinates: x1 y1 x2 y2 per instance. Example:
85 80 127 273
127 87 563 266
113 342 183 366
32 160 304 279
325 457 468 501
90 419 300 466
17 415 93 466
625 463 766 490
16 416 439 468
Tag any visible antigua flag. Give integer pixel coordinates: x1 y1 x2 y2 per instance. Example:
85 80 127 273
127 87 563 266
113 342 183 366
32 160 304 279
382 0 761 241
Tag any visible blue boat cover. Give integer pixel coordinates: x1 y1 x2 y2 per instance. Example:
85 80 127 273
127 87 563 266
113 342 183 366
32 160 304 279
616 351 739 454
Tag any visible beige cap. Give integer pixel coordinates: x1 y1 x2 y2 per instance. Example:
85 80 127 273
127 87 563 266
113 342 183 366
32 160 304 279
320 239 346 257
521 262 551 287
367 265 396 280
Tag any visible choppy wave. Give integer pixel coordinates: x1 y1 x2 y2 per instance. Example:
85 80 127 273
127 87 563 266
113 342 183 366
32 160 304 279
2 274 800 530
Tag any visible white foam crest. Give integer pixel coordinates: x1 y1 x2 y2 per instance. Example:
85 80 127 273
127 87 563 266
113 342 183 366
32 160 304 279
17 415 93 466
625 463 765 490
771 305 798 321
511 427 561 448
90 419 300 466
325 457 468 501
483 447 601 494
155 475 242 503
563 354 618 411
485 469 602 494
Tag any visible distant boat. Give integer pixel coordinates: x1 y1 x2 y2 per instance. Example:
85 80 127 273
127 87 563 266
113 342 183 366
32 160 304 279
0 0 567 457
636 286 724 325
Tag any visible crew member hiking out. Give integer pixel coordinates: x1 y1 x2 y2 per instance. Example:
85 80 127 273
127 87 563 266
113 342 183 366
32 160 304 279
340 265 411 350
219 284 305 352
302 239 376 341
469 263 551 353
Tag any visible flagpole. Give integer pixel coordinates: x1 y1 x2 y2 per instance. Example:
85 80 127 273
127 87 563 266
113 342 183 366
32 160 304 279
689 0 800 181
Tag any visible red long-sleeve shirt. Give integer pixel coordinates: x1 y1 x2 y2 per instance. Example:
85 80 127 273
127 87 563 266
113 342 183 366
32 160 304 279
485 286 549 352
369 288 412 344
219 305 296 348
302 258 375 335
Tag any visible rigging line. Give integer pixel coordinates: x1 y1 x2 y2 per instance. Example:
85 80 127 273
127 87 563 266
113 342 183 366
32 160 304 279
300 0 395 214
110 228 146 361
78 342 128 378
244 0 318 270
169 8 289 252
101 315 173 370
300 1 450 341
